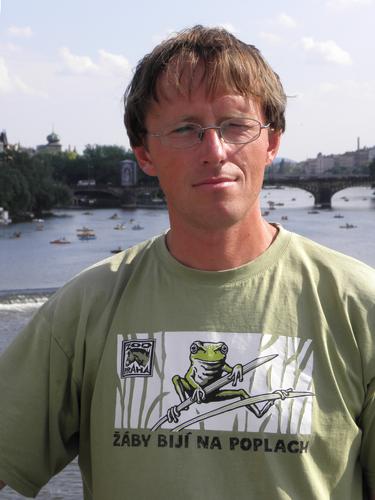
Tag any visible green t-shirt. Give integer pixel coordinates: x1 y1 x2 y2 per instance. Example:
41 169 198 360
0 226 374 499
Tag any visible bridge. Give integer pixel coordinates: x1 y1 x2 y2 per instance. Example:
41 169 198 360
72 185 165 208
73 176 374 209
264 175 373 208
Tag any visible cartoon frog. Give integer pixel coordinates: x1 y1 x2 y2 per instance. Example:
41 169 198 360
167 341 290 423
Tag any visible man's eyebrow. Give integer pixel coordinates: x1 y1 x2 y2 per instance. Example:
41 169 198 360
172 115 201 123
168 113 252 124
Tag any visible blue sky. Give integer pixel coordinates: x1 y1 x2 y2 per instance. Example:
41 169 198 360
0 0 374 161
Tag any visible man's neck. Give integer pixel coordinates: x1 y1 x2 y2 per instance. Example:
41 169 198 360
166 217 278 271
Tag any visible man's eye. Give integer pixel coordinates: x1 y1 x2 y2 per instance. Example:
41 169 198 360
169 124 197 135
226 121 252 130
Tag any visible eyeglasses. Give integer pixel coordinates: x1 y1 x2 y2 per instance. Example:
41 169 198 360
147 117 271 149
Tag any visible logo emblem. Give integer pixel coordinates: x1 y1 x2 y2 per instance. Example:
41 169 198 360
121 340 155 378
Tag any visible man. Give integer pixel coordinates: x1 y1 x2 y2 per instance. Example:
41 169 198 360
0 25 374 499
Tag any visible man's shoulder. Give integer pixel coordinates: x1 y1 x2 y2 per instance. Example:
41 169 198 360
77 235 160 281
47 235 163 310
287 230 375 292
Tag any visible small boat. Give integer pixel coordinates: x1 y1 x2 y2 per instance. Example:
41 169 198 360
340 223 357 229
262 210 270 216
132 224 144 230
114 223 125 230
50 237 71 244
111 246 123 254
307 210 320 214
334 214 344 219
76 227 96 240
281 216 288 221
10 231 21 239
33 218 44 230
109 213 119 220
0 207 12 225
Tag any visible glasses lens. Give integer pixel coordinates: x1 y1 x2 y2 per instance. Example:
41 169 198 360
221 118 261 144
163 123 201 149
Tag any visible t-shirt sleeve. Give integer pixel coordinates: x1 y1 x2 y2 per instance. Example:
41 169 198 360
360 377 375 492
0 307 80 498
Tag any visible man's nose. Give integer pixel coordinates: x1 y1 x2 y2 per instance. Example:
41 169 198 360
198 126 223 142
199 127 226 164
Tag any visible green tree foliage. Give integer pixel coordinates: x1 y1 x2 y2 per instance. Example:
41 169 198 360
50 145 133 187
0 151 72 216
369 158 375 180
0 143 163 217
0 164 31 213
83 144 127 185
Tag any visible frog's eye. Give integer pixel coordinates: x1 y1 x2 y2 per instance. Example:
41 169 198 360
190 342 199 354
220 343 228 355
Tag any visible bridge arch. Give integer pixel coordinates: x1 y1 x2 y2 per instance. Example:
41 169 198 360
264 176 372 208
73 187 121 207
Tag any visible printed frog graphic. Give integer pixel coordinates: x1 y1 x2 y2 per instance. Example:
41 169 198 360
167 341 291 423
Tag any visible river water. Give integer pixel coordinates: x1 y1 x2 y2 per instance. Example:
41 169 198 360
0 186 374 499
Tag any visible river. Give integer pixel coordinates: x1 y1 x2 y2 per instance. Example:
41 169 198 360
0 186 374 499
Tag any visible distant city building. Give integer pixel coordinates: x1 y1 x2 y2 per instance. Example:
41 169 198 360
0 130 8 154
120 159 138 186
298 144 375 176
36 131 62 155
300 153 335 176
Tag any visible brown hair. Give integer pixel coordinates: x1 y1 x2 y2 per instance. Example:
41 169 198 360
124 25 286 147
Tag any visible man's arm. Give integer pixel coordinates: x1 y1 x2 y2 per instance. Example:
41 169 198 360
0 480 6 489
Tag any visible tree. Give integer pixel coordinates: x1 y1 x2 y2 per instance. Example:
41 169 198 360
0 151 72 217
369 158 375 181
0 165 31 213
83 144 127 185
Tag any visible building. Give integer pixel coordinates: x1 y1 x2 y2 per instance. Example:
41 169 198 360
300 153 335 176
36 131 62 155
0 130 8 154
120 159 138 186
299 144 375 176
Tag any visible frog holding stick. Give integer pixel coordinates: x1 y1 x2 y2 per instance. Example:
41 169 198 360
167 341 291 424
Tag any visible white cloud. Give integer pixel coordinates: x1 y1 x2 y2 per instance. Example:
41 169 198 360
13 76 48 98
0 57 47 97
7 25 33 38
98 49 131 76
260 32 282 45
278 13 297 28
4 42 22 53
301 37 352 65
59 47 131 78
0 58 12 93
59 47 99 75
327 0 373 7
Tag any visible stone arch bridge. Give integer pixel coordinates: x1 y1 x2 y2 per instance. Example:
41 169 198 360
264 175 373 208
72 185 164 208
73 176 373 209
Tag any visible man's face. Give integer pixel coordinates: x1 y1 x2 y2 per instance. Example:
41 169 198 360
133 72 281 232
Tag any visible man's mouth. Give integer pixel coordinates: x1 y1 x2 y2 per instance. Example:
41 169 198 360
192 177 237 187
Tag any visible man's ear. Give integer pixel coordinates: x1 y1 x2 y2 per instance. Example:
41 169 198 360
266 130 282 166
133 146 158 177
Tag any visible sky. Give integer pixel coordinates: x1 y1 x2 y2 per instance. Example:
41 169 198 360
0 0 374 162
